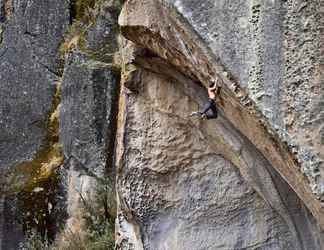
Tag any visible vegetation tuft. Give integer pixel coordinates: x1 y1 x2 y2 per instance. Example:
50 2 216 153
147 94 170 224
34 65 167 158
19 176 116 250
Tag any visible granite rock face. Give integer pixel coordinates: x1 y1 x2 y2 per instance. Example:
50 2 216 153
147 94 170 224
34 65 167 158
119 0 324 231
60 51 119 234
0 0 323 249
0 0 69 176
116 0 324 249
0 0 69 249
81 0 120 63
0 0 121 247
116 64 322 250
166 0 324 201
57 0 121 240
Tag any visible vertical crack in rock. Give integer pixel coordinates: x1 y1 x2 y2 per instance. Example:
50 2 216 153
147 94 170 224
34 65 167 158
54 1 122 247
58 52 120 247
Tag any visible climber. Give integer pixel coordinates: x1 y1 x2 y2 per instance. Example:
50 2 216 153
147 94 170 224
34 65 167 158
190 81 219 120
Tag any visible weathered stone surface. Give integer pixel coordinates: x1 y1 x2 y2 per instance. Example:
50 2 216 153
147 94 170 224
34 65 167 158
0 196 24 250
0 0 322 249
0 0 69 173
116 64 323 249
0 0 69 249
81 0 120 63
119 0 324 230
166 0 324 201
57 1 121 240
59 51 119 234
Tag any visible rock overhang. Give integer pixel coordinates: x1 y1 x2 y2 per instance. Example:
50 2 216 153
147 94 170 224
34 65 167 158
118 0 324 230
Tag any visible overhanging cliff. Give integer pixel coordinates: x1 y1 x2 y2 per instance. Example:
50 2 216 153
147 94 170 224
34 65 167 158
118 0 324 230
115 0 324 249
0 0 323 249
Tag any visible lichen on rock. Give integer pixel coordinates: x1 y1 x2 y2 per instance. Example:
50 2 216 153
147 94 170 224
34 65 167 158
56 0 121 243
0 0 70 247
1 0 324 249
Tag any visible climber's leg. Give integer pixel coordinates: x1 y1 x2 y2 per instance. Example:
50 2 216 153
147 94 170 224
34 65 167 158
190 99 217 119
201 99 214 114
205 100 218 119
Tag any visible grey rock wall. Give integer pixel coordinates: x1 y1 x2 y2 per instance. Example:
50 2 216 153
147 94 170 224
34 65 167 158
0 0 121 246
0 0 322 249
116 65 322 249
58 0 121 238
0 0 69 249
117 0 324 248
0 196 24 250
166 0 324 200
0 0 69 174
60 52 119 233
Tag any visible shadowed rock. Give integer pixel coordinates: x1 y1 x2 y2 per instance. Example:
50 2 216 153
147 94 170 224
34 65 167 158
0 0 69 249
59 51 119 236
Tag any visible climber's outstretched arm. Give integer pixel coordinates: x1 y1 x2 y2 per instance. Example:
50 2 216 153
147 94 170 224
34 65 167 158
190 80 219 120
209 83 217 91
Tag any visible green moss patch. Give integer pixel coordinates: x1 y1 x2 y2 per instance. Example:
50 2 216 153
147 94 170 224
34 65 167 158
71 0 97 21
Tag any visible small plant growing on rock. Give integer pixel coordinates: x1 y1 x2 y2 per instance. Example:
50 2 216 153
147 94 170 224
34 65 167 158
19 230 51 250
78 175 116 250
19 175 115 250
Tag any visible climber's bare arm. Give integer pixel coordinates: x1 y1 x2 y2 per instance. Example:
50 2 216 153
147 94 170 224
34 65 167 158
209 83 217 91
209 80 220 91
208 82 220 96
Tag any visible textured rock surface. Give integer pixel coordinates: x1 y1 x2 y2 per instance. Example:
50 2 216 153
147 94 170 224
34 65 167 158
0 0 323 249
58 1 121 238
166 0 324 200
0 0 69 176
80 0 120 63
116 64 323 249
0 0 69 249
60 51 119 234
0 196 24 250
117 0 324 248
119 0 324 229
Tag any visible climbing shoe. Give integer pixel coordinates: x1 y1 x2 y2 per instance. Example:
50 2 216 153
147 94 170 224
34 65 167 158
190 111 202 117
201 113 207 120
